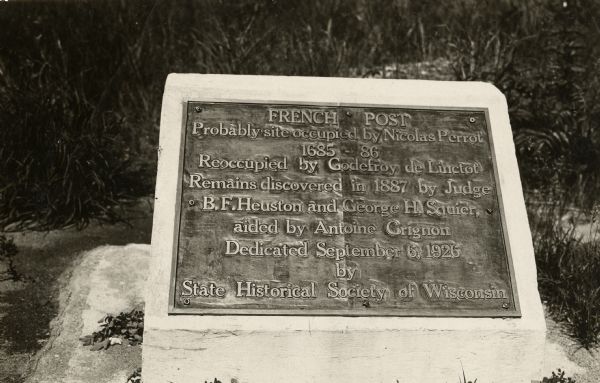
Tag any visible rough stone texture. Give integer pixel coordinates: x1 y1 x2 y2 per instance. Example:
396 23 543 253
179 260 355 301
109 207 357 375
26 244 149 383
0 201 151 383
143 75 546 383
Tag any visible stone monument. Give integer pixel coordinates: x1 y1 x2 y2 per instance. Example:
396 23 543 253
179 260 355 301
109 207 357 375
142 75 546 382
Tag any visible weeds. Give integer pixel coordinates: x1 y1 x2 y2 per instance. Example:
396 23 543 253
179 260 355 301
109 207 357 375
0 2 158 230
123 370 223 383
457 363 477 383
532 205 600 349
542 369 576 383
126 367 142 383
543 237 600 348
79 309 144 351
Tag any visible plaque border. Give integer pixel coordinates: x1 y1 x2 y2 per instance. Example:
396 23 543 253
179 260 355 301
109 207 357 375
167 101 521 318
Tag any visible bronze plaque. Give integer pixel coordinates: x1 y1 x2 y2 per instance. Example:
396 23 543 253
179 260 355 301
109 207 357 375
168 102 520 317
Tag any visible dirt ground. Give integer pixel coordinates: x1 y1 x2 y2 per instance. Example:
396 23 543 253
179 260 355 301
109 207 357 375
545 312 600 383
0 198 153 383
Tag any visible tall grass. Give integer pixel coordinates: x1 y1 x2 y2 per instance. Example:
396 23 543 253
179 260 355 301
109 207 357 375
0 1 160 229
535 224 600 348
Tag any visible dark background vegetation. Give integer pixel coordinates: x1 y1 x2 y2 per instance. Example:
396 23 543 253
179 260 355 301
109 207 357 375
1 0 599 347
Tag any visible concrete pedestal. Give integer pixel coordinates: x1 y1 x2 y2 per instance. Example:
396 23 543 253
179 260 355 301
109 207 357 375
142 75 546 383
143 317 545 382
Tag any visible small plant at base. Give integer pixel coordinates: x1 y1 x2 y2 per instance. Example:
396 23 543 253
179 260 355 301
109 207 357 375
457 363 477 383
126 367 142 383
80 309 144 351
458 373 477 383
542 369 576 383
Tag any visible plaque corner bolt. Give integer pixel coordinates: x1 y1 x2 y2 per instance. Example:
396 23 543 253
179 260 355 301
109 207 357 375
502 303 509 309
469 117 476 123
194 106 202 113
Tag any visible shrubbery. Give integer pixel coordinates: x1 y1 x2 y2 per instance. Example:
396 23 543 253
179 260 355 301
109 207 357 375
80 309 144 350
0 89 150 229
543 369 577 383
0 2 159 230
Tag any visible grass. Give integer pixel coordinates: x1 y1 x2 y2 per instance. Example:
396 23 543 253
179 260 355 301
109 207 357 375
458 364 477 383
531 203 600 349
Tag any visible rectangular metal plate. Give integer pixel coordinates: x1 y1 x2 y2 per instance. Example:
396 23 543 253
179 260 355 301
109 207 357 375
168 101 520 317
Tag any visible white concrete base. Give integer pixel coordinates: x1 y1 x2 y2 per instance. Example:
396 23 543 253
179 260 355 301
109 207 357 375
143 75 546 383
144 326 544 383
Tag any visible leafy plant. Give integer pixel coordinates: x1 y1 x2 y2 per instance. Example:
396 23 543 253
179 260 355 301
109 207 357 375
126 367 142 383
542 369 576 383
80 309 144 351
